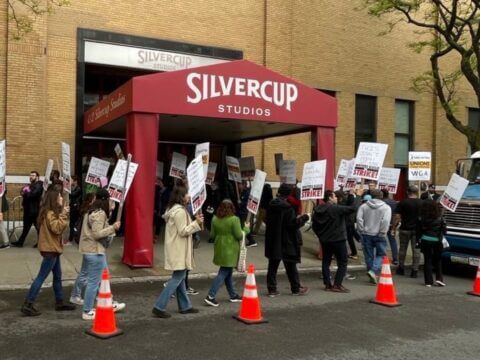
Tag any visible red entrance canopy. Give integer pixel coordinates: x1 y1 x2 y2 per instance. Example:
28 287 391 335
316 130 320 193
83 60 338 268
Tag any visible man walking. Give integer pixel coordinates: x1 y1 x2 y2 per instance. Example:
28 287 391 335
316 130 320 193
357 189 391 284
11 171 43 247
312 190 356 292
393 185 422 277
265 183 309 296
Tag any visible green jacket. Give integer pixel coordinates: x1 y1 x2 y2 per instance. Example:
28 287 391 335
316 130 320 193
211 215 249 267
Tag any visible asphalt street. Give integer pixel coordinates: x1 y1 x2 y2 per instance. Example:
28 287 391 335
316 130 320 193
1 271 479 360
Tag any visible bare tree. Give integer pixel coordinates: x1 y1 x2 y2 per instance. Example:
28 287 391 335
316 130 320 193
361 0 480 152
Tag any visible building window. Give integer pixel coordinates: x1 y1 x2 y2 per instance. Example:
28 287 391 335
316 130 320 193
355 95 377 150
394 100 414 166
468 108 480 155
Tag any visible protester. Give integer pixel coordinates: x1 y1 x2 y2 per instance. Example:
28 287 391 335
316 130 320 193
0 189 10 249
252 183 273 235
12 171 44 247
417 200 446 287
77 188 124 320
421 184 441 201
20 187 75 316
312 190 356 292
265 183 309 297
69 175 82 243
337 190 360 260
204 199 248 306
152 186 203 318
154 179 167 238
393 185 422 278
238 181 257 247
381 189 399 265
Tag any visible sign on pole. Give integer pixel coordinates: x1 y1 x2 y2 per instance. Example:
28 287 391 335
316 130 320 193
247 169 267 215
205 162 217 185
156 161 164 181
336 159 350 186
274 153 283 175
114 143 125 160
440 173 469 212
352 142 388 181
0 140 6 197
408 152 432 181
195 142 210 180
300 160 326 200
107 159 139 203
239 156 256 180
61 142 72 194
43 159 54 191
85 157 110 186
226 156 242 183
377 167 401 194
187 155 207 214
344 159 359 191
279 160 296 184
169 152 187 179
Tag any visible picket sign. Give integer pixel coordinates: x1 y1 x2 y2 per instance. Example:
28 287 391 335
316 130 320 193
85 157 110 186
0 140 5 199
108 155 139 205
440 173 469 213
408 152 431 181
377 167 400 194
205 162 217 185
43 159 54 191
195 142 210 180
239 156 256 180
279 160 296 184
300 160 326 200
114 143 125 160
187 155 207 215
247 169 267 215
61 142 71 207
169 152 187 179
352 142 388 181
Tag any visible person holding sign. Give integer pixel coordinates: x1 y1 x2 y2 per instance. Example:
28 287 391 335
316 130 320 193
152 186 204 318
204 200 248 307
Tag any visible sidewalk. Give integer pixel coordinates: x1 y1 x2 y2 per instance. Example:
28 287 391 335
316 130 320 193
0 226 401 290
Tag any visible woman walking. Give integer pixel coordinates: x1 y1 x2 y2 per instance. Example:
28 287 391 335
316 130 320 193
152 186 204 318
21 188 76 316
417 200 446 287
204 200 249 307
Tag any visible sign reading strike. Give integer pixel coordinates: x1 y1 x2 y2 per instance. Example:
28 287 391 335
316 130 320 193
226 156 242 183
187 155 207 214
408 152 431 181
0 140 5 197
353 142 388 181
86 157 110 186
377 167 401 194
336 159 350 186
205 162 217 185
343 159 358 191
194 142 209 180
61 142 72 194
108 159 139 203
440 173 469 212
247 169 267 215
156 161 164 181
43 159 54 191
279 160 296 185
239 156 256 180
301 160 326 200
169 152 187 179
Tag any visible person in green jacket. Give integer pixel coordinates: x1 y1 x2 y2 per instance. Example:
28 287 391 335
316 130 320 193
204 199 249 307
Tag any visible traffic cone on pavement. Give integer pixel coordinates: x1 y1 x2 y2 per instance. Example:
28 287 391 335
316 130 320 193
370 256 402 307
233 264 268 325
467 264 480 296
86 269 123 339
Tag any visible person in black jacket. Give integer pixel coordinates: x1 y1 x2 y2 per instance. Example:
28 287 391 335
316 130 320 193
265 183 309 297
312 190 356 292
68 175 82 243
417 200 446 287
11 171 44 247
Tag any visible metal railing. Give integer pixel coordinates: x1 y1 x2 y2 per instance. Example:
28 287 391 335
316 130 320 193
6 196 23 241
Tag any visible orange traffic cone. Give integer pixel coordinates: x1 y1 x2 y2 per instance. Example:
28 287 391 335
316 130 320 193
370 256 402 307
467 264 480 296
233 264 268 325
86 269 123 339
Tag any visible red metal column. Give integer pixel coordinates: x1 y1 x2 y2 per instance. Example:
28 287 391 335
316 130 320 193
123 112 159 267
314 126 335 190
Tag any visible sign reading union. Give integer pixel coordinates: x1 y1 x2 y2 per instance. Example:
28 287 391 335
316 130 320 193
186 73 299 117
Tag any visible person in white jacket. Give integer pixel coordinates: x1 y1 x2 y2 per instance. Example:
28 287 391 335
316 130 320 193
356 189 392 284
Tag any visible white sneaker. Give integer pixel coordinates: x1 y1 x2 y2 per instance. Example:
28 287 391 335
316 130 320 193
69 296 84 305
113 301 126 313
82 309 95 320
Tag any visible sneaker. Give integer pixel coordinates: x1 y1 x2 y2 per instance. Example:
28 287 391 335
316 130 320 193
69 296 84 306
21 302 41 316
113 301 126 313
229 294 242 303
246 241 258 248
267 290 280 297
292 286 309 296
186 287 199 295
425 284 432 288
410 270 418 278
82 310 95 320
179 307 199 314
0 244 10 250
204 296 219 307
10 241 23 248
435 280 446 287
392 260 399 266
152 308 171 318
331 285 350 293
367 270 377 284
55 302 76 311
348 255 359 260
324 284 333 291
396 266 405 275
345 273 356 280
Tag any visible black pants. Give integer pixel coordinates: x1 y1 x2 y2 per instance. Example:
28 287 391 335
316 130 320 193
346 223 359 256
69 209 80 242
267 259 300 293
322 240 348 287
421 241 443 285
17 213 39 246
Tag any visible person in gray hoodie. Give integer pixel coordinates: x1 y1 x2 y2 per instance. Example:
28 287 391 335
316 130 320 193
356 189 392 284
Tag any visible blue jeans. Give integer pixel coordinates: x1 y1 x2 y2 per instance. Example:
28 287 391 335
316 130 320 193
362 235 387 274
208 267 238 299
26 255 63 303
71 256 88 299
83 254 107 313
154 270 192 312
387 231 399 262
